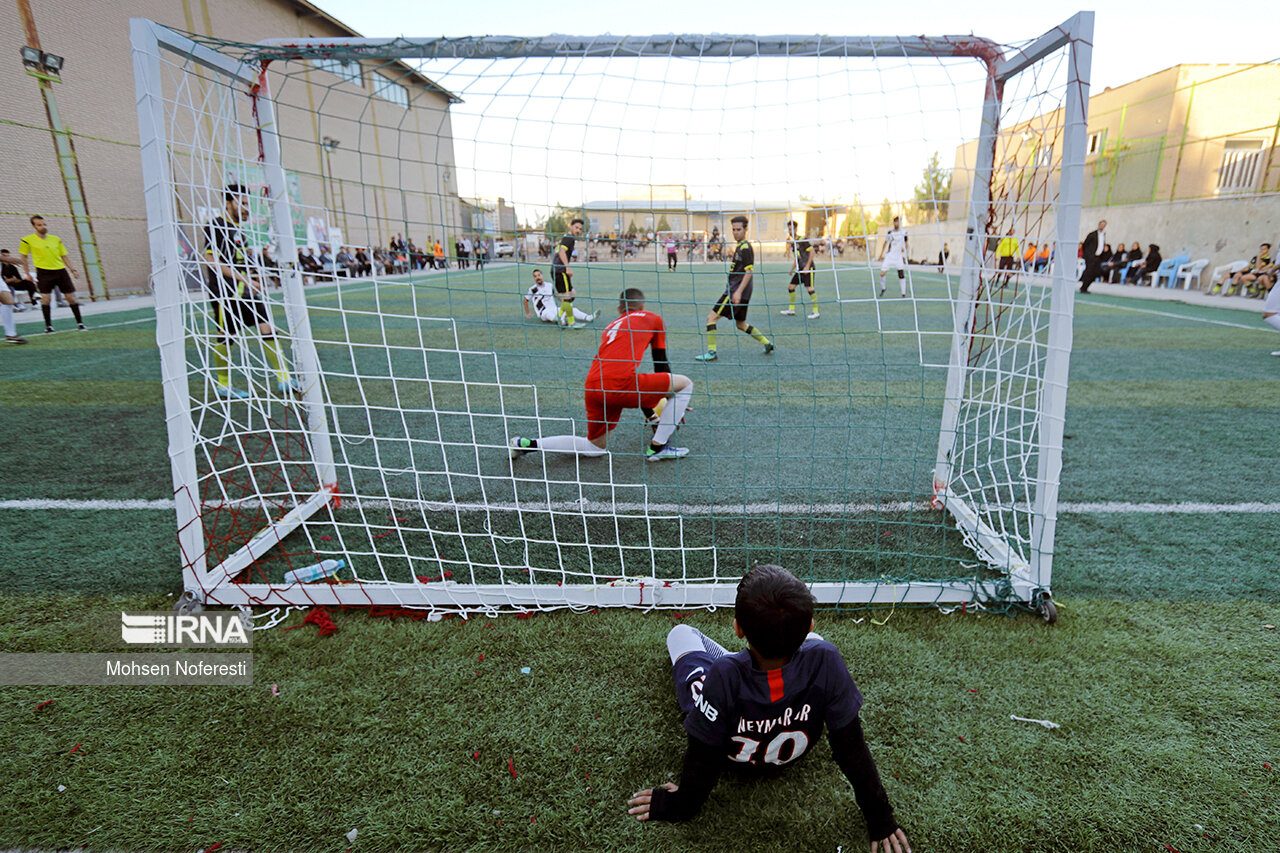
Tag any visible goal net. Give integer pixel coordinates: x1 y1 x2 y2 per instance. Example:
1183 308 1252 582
131 16 1092 618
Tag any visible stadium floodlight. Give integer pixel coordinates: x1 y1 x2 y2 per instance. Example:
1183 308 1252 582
131 15 1091 622
41 51 64 74
20 46 43 70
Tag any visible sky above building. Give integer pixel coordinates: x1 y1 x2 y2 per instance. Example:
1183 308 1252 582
306 0 1278 224
309 0 1277 93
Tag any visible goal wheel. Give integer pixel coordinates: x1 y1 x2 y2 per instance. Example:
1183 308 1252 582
173 590 205 615
1036 595 1058 624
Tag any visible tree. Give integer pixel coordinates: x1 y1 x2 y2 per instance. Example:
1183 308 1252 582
656 214 671 232
542 204 588 237
913 152 952 222
878 199 894 228
626 218 638 236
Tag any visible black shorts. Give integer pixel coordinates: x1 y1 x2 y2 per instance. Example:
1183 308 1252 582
36 268 74 295
789 270 814 289
552 267 572 295
713 291 750 323
213 294 272 339
997 256 1016 271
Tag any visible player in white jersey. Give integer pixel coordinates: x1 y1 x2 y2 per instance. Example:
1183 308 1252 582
1262 277 1280 356
878 216 909 297
524 269 597 325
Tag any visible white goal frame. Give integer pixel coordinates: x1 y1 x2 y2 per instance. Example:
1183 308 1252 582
132 15 1092 615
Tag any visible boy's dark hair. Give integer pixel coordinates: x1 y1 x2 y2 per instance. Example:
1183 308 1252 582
571 217 584 227
730 215 749 227
619 287 645 312
735 564 815 659
1264 243 1272 250
29 215 44 225
225 184 247 201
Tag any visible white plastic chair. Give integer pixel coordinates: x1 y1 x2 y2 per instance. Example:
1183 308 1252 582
1208 260 1248 294
1175 258 1209 290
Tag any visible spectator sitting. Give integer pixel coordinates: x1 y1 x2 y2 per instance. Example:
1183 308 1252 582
1216 242 1274 297
2 249 39 308
317 245 333 272
298 247 321 274
1034 243 1052 273
1022 242 1037 272
334 246 356 278
354 248 371 276
1124 244 1161 284
1100 241 1127 282
1112 242 1142 283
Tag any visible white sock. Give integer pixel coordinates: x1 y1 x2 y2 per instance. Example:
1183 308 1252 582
1264 314 1280 333
900 281 907 296
1 302 14 337
667 624 729 663
573 307 594 321
535 434 608 456
653 385 693 446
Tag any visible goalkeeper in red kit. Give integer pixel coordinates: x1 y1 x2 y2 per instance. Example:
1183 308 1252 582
510 287 694 462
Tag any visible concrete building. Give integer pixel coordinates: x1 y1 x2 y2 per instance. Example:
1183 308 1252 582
3 0 463 298
935 64 1280 284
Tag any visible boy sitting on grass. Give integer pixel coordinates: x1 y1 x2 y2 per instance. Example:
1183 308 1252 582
627 564 911 853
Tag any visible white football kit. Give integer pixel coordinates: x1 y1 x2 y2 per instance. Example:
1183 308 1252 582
880 227 908 272
526 281 591 323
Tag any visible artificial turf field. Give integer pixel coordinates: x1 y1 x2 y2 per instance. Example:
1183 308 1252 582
1 260 1278 852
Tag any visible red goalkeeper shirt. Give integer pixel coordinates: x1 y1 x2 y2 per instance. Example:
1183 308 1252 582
585 310 666 390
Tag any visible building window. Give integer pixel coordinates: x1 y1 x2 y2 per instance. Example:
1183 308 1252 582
373 75 410 109
1087 131 1103 156
1034 144 1053 168
312 58 362 88
1217 139 1264 194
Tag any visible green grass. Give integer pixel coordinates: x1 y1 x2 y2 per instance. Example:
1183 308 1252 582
2 598 1277 851
2 261 1279 850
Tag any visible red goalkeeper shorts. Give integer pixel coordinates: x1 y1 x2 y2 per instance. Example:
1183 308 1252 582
584 372 670 441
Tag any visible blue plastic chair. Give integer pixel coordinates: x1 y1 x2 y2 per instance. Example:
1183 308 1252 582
1154 254 1190 288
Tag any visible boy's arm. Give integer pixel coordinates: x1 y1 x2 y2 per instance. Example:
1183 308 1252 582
827 718 900 843
631 734 722 822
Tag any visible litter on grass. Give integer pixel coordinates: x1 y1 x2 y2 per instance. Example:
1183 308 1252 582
1011 714 1060 729
346 828 358 843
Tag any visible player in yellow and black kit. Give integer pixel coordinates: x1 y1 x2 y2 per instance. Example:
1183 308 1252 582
552 218 585 328
202 185 297 399
779 220 818 319
695 215 773 362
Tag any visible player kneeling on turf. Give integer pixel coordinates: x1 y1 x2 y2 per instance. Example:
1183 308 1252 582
524 268 598 324
627 564 911 853
511 287 693 461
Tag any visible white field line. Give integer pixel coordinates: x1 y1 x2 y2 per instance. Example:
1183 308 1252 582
3 498 1278 515
1084 300 1266 330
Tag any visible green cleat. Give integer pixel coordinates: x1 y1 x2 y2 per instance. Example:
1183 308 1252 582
763 342 775 355
694 350 718 362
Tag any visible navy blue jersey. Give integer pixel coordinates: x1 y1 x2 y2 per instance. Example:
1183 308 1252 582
684 638 862 768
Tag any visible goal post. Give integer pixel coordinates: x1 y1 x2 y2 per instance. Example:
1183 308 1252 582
131 15 1093 618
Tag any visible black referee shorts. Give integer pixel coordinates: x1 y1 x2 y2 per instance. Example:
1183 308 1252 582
36 268 75 295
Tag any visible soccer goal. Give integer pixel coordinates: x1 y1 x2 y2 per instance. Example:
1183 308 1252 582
131 15 1092 619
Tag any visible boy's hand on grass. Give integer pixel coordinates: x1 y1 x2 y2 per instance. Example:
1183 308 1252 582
626 782 677 821
871 827 911 853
